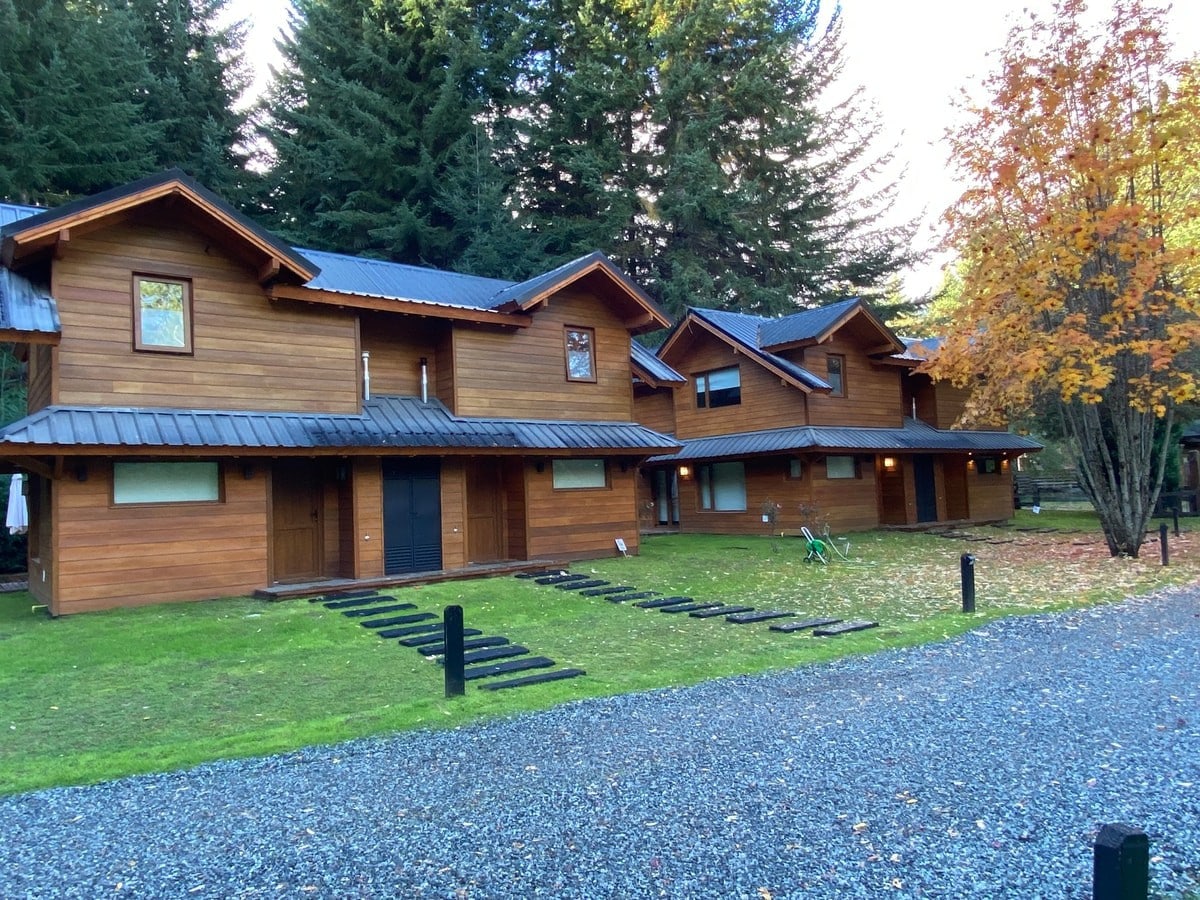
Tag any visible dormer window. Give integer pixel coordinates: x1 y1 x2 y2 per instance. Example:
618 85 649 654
134 275 192 353
695 366 741 408
826 354 845 396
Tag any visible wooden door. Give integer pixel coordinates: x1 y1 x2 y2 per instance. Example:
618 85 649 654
943 457 970 520
383 460 442 574
467 459 505 563
914 455 938 523
272 459 323 583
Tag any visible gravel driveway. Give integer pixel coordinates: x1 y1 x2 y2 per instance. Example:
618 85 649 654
2 586 1197 899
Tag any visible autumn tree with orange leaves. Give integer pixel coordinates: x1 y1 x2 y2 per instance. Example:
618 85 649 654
927 0 1200 557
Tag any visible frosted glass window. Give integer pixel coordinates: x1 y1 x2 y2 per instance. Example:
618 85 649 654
552 458 606 489
113 462 220 504
826 456 857 479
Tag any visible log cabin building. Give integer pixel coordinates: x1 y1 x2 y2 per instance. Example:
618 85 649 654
0 171 678 615
635 301 1041 536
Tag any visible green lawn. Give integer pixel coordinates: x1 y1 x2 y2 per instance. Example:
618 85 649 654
1 509 1195 795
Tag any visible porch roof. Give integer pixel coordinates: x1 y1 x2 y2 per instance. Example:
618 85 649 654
646 418 1042 463
0 396 679 455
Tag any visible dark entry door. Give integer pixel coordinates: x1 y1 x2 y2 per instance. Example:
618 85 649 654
467 459 504 563
943 457 970 520
383 460 442 574
272 459 323 583
914 455 938 523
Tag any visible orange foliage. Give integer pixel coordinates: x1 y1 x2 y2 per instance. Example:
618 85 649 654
924 0 1200 426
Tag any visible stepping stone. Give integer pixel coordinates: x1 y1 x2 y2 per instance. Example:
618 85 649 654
457 645 529 665
360 612 437 629
606 591 660 603
323 594 386 609
479 668 587 691
690 605 754 619
313 588 378 603
379 622 450 639
635 596 694 609
726 610 795 624
398 628 481 647
556 579 609 591
813 620 880 636
464 656 555 681
580 585 637 597
341 602 416 618
418 636 511 656
770 617 842 633
535 573 585 586
515 569 562 579
661 602 723 613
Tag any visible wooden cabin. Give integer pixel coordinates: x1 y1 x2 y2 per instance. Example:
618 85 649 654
635 302 1041 536
0 170 676 615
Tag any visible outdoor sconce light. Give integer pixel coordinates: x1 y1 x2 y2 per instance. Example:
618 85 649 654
619 460 629 473
335 462 348 482
678 465 692 479
882 456 897 472
535 460 545 474
242 463 255 480
75 464 87 483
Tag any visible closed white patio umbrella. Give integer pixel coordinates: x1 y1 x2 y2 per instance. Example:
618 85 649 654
6 473 27 535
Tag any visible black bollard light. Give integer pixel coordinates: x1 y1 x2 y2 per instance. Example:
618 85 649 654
960 552 976 613
1160 523 1169 567
444 604 465 698
1093 823 1149 900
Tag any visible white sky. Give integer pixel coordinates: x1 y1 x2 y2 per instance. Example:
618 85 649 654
233 0 1200 297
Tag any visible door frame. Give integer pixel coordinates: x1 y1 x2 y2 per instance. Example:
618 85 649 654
269 458 324 584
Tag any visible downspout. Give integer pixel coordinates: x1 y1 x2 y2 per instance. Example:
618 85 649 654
362 351 371 402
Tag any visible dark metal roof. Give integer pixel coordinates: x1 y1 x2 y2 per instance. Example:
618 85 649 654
0 396 679 454
690 307 830 390
0 269 60 334
297 248 512 309
631 340 685 384
757 297 863 348
646 418 1043 463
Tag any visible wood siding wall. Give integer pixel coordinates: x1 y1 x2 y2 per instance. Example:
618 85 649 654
969 465 1015 521
352 458 384 578
27 344 53 413
671 331 807 438
798 335 904 428
452 290 634 421
360 314 446 398
524 460 640 559
50 216 360 412
632 387 677 436
47 461 268 615
440 458 467 571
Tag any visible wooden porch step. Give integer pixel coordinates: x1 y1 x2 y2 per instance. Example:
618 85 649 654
478 668 587 691
360 612 437 629
464 656 555 681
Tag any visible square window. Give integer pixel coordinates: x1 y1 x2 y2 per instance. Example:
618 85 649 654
565 327 596 382
134 275 192 353
552 458 606 489
826 354 845 396
826 455 857 479
788 458 804 480
695 366 741 408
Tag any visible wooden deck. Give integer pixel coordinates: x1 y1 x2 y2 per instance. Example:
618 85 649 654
254 559 562 601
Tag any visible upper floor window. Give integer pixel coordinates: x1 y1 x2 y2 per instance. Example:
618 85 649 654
134 275 192 353
564 326 596 381
826 354 845 396
695 366 741 408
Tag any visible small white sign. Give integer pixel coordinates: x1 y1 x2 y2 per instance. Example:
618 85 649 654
1031 505 1041 515
615 537 628 556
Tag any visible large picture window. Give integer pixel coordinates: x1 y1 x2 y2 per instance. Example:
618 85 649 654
552 458 607 489
826 455 858 479
695 367 741 408
564 326 596 382
134 275 192 353
113 461 220 504
698 461 746 510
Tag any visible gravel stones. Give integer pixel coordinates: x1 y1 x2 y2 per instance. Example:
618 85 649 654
1 586 1197 898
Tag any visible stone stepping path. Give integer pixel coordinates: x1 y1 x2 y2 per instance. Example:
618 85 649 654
726 610 795 624
515 569 562 579
465 656 556 681
479 667 588 691
323 594 387 610
399 628 482 647
606 591 659 603
379 622 447 639
580 585 637 597
535 573 589 586
635 596 693 609
813 619 879 636
312 589 378 604
770 617 842 633
457 645 530 665
661 602 723 614
556 579 609 591
342 602 417 618
690 605 754 619
360 612 437 629
418 636 510 657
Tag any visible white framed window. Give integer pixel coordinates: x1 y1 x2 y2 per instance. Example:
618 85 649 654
698 461 746 510
826 455 857 479
552 458 607 489
564 326 596 382
113 461 220 504
134 275 192 353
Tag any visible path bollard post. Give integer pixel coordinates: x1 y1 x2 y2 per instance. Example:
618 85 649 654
444 604 465 698
1093 822 1149 900
960 553 976 613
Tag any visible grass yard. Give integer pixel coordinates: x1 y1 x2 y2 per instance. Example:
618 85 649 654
1 509 1196 795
